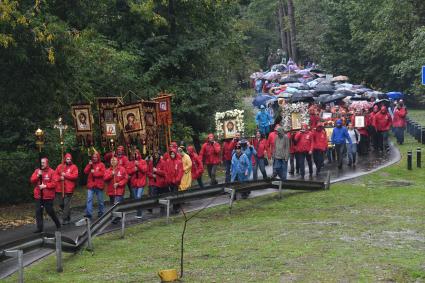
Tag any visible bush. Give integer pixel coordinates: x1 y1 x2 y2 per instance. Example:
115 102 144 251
0 151 38 204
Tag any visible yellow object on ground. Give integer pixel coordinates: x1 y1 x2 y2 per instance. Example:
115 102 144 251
158 269 178 282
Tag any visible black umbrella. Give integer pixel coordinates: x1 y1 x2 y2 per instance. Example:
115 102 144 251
322 93 346 104
290 92 314 103
310 68 325 74
334 89 355 96
280 77 298 84
350 95 369 101
315 84 335 94
314 94 331 103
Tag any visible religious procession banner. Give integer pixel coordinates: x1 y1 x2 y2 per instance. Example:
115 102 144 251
215 109 245 139
97 97 122 147
71 103 94 146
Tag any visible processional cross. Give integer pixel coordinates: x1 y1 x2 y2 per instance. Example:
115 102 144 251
54 117 68 197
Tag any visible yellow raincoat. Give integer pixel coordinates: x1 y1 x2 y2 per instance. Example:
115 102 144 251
179 153 192 191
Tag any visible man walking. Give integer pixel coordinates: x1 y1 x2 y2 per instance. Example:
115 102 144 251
199 133 221 185
331 119 352 169
273 126 290 180
54 153 78 225
30 158 61 233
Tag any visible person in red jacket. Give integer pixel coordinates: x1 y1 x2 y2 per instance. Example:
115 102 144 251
54 153 79 225
253 130 269 180
312 123 328 176
368 105 380 151
392 100 408 145
30 158 61 233
147 151 168 197
188 146 205 188
167 149 184 191
199 133 221 185
294 124 314 179
83 152 105 220
167 149 184 213
222 132 240 183
104 157 128 204
127 149 148 218
373 105 392 153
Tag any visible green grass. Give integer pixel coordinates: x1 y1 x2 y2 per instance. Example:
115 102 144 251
5 134 425 282
407 109 425 125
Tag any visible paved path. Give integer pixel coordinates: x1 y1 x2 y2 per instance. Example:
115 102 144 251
0 144 401 279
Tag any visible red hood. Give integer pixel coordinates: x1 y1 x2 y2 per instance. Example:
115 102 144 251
187 146 196 155
116 145 125 155
133 150 142 160
64 153 73 164
91 152 101 163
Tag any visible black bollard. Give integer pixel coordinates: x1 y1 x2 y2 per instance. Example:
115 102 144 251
417 148 421 168
415 125 422 142
407 150 412 170
422 129 425 145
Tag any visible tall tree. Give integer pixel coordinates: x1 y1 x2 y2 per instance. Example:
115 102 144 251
286 0 297 62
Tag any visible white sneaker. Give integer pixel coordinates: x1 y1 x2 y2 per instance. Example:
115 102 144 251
135 215 142 219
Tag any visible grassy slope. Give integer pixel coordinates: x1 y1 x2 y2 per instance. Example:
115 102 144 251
4 133 425 282
407 109 425 125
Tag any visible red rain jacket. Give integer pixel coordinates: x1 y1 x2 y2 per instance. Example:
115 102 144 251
84 153 105 189
222 140 236 161
312 128 328 151
54 153 79 194
127 152 148 188
392 108 407 128
30 164 57 200
147 157 168 188
294 131 313 153
166 155 183 186
199 141 221 165
253 138 268 158
267 130 278 159
374 110 392 132
104 165 128 196
188 146 204 180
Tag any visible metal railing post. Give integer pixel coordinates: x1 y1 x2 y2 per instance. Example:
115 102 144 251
3 250 24 283
55 231 63 273
278 181 283 199
121 212 126 238
158 199 170 224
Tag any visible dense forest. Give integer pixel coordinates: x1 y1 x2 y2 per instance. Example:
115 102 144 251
1 0 425 202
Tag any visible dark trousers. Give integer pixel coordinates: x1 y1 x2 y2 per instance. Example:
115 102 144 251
370 127 378 151
393 127 405 144
335 143 347 169
358 134 369 155
207 164 218 185
312 150 325 173
253 157 267 180
35 199 61 231
55 193 73 222
295 152 313 178
196 177 205 189
289 153 297 174
224 160 231 183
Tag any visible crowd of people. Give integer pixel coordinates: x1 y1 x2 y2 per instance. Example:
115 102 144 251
29 92 408 234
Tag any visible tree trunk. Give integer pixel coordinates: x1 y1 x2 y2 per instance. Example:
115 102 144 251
281 0 292 59
168 0 176 41
277 0 288 57
287 0 297 62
